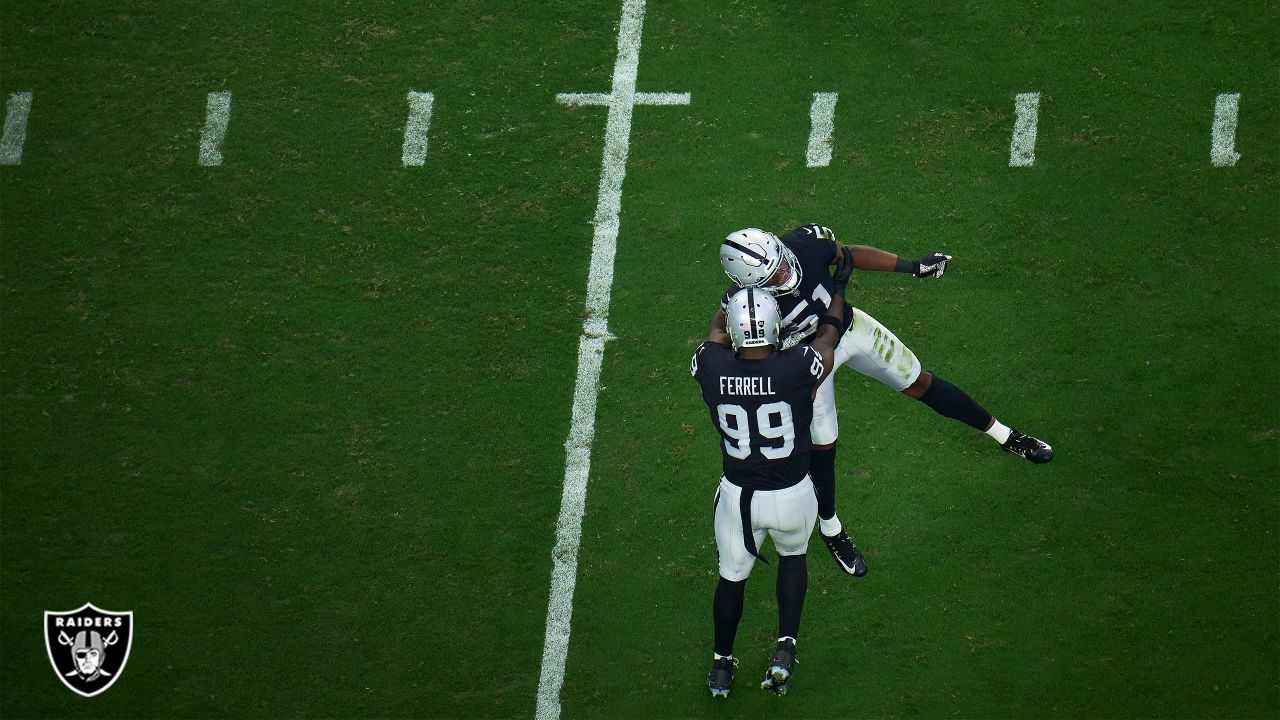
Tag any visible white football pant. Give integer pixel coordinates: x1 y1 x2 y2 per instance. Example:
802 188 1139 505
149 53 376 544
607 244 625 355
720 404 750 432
713 476 818 582
810 305 924 445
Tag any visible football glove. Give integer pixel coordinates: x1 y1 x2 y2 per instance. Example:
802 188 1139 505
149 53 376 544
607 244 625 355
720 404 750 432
915 251 952 278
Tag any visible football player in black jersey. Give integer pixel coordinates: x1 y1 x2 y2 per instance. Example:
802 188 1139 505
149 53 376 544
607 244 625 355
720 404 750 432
692 253 854 698
711 224 1053 575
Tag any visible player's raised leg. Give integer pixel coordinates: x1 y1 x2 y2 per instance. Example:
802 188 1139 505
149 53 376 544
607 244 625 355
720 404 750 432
904 371 1053 463
837 307 1053 463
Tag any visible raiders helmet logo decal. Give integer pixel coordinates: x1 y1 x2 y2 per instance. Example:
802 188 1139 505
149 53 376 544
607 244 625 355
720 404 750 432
44 602 134 697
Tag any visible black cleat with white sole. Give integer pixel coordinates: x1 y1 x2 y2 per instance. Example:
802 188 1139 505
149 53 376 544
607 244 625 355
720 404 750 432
760 638 796 695
1002 429 1054 464
706 656 736 698
820 529 868 576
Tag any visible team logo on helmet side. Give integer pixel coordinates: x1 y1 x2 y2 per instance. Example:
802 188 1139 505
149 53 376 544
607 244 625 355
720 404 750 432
44 602 133 697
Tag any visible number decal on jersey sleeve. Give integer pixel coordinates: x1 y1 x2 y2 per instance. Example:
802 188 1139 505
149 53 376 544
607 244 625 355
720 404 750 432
690 347 701 377
715 401 796 459
802 346 825 378
803 223 836 241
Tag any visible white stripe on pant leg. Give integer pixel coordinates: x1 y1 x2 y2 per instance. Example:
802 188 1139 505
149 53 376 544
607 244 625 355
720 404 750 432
806 92 838 167
198 91 233 166
1008 92 1041 167
0 92 33 166
402 91 434 167
1210 93 1241 167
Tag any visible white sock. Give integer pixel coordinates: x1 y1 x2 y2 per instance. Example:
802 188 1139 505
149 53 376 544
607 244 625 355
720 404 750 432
819 514 843 537
985 419 1012 445
714 652 733 660
778 636 797 646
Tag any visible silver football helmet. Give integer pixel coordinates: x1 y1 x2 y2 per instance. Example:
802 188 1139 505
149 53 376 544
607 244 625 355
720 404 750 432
725 287 782 350
719 228 803 295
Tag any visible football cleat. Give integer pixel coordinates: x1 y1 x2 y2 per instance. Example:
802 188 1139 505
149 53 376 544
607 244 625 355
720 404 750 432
820 529 868 577
706 656 737 698
760 638 797 695
1002 429 1054 464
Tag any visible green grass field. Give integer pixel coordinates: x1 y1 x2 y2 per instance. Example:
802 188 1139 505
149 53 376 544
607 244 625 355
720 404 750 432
2 1 1277 717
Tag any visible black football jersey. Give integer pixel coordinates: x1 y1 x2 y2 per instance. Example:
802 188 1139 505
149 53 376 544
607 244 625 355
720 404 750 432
720 223 852 350
690 341 826 489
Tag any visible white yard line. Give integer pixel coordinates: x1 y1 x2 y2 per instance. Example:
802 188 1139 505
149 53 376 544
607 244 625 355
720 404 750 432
806 92 838 167
198 91 233 166
1210 93 1241 167
0 92 33 166
401 91 435 167
1009 91 1041 167
538 1 688 719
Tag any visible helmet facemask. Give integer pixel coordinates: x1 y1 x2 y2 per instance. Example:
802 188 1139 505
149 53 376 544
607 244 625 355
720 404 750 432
760 243 803 295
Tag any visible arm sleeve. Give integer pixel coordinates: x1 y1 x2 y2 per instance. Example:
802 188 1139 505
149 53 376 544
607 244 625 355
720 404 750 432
798 345 826 390
691 343 709 379
692 341 730 381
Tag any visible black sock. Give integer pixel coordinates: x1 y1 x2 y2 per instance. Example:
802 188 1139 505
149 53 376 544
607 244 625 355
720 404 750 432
917 374 994 432
776 554 808 640
809 446 837 521
713 576 746 657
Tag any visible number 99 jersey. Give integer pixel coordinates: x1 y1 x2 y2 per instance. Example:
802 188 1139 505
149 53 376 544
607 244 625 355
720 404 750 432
690 341 826 490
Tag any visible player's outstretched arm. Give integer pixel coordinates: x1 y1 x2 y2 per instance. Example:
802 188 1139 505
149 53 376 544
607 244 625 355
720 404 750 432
842 243 953 279
707 309 732 346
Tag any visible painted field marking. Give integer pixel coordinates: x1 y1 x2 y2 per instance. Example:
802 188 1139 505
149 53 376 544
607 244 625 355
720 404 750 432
538 1 688 719
198 91 233 166
1009 91 1041 167
1211 93 1241 167
806 92 838 167
401 91 435 166
1 91 33 166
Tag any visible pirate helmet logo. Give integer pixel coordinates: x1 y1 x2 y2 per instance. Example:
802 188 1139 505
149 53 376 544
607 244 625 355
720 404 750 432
44 602 133 697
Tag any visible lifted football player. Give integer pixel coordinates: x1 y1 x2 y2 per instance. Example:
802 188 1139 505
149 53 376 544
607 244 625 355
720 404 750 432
691 253 853 698
710 224 1053 576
